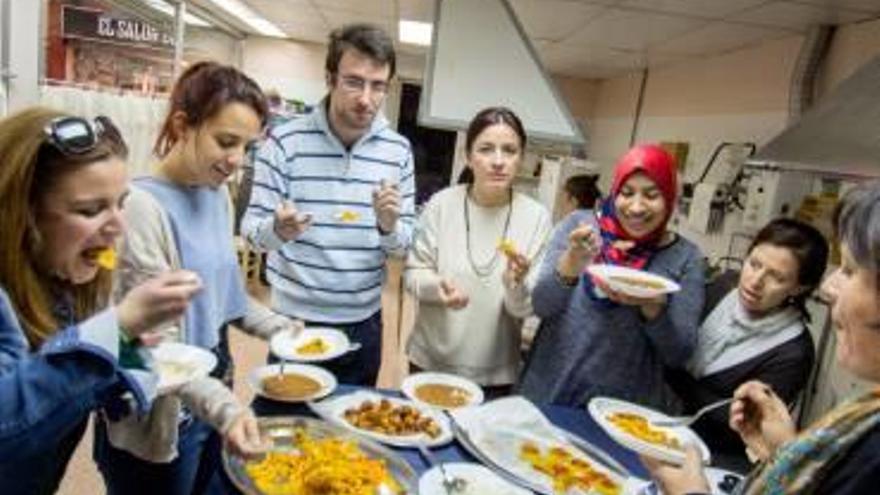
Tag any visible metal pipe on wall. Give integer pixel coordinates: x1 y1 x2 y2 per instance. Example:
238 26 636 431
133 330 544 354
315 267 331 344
173 0 186 79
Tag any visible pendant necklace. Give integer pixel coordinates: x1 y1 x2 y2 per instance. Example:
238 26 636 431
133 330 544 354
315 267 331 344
464 186 513 278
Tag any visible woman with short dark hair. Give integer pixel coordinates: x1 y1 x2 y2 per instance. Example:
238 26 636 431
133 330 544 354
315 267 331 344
670 218 829 466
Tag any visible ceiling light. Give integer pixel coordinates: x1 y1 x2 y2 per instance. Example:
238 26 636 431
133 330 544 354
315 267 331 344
140 0 212 28
208 0 287 38
399 20 432 46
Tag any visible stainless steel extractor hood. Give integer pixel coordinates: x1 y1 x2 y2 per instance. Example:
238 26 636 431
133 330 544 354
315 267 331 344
750 53 880 178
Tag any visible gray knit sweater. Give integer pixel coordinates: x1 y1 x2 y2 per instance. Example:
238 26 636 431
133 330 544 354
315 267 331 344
518 210 705 411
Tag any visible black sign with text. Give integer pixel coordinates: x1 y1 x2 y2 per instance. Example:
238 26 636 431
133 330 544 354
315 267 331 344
62 5 174 50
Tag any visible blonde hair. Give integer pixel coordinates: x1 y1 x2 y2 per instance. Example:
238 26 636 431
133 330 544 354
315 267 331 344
0 107 127 347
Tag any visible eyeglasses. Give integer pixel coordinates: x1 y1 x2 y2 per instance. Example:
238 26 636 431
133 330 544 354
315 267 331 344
337 74 389 96
43 115 122 156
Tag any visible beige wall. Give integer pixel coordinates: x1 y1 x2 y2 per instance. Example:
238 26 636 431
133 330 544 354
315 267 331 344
819 17 880 96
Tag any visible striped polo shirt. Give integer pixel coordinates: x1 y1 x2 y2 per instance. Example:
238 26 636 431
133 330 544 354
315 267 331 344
241 100 415 323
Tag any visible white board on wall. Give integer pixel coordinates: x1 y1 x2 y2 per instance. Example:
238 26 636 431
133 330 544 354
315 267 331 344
419 0 585 144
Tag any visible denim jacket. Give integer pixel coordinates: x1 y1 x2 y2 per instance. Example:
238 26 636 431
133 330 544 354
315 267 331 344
0 285 154 481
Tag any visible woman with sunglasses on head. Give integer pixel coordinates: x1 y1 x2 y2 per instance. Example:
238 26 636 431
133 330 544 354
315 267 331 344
0 107 200 494
519 144 705 410
645 181 880 495
668 218 828 468
93 61 301 495
405 107 552 396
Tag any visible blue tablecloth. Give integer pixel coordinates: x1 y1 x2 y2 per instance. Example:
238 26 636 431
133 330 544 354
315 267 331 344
217 385 649 494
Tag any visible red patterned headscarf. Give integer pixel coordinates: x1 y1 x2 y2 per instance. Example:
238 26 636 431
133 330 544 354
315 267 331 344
596 144 678 270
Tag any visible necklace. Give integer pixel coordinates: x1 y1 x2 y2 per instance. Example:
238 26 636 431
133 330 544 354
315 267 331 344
464 186 513 278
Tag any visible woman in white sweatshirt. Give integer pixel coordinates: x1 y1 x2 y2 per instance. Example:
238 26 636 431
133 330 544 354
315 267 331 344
405 107 551 396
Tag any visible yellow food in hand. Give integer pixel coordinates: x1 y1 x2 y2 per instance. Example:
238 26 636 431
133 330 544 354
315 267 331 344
519 441 620 495
245 429 402 495
296 337 330 356
607 412 681 450
497 239 517 257
95 247 117 270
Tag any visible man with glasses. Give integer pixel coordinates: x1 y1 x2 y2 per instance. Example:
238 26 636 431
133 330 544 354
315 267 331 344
242 24 414 386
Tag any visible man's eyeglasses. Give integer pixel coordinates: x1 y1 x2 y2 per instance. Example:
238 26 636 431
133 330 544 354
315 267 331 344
43 115 122 156
337 75 389 96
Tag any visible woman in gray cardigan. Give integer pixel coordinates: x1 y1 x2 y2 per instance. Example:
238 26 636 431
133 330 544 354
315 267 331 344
519 144 705 411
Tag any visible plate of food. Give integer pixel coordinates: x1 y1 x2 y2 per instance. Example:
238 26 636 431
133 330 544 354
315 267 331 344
309 391 453 448
269 327 355 363
462 426 625 495
148 342 217 395
247 363 336 403
401 372 484 410
419 462 531 495
588 397 711 465
223 416 416 495
586 264 681 298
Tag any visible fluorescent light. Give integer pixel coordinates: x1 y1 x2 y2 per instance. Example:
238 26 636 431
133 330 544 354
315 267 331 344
399 20 432 46
140 0 212 28
208 0 287 38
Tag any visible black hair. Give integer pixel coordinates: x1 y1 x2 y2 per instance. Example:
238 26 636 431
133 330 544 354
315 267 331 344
326 23 396 79
748 217 830 320
464 106 526 154
564 174 602 210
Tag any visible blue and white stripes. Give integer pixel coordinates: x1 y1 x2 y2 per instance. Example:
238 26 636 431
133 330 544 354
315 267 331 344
241 103 415 323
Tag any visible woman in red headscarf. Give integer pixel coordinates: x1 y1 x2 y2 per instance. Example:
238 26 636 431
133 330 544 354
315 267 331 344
519 144 705 410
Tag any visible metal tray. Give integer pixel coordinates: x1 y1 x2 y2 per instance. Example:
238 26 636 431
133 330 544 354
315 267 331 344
223 416 418 494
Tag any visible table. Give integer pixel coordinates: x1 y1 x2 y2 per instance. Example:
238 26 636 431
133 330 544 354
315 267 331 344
217 385 650 494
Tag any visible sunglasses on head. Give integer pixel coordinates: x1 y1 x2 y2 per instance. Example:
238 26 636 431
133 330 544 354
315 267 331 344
43 115 121 156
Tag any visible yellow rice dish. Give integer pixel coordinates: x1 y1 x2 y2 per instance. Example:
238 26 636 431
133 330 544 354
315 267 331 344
245 429 402 495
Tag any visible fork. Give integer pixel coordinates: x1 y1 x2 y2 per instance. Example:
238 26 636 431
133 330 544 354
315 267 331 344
651 398 734 428
417 442 467 494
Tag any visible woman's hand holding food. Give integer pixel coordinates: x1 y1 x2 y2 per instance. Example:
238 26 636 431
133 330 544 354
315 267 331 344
224 411 272 459
116 270 202 341
502 248 531 288
438 278 469 309
273 200 312 241
729 381 797 461
640 444 710 495
557 222 599 278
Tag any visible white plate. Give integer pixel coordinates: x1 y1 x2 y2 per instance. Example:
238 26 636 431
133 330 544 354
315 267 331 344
467 427 626 495
419 462 531 495
308 390 454 448
587 264 681 298
588 397 711 465
148 342 217 395
269 327 353 362
247 363 336 403
401 372 484 410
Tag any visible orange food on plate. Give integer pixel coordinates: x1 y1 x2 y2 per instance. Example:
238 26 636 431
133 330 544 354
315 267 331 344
519 440 620 495
607 412 681 450
343 399 441 438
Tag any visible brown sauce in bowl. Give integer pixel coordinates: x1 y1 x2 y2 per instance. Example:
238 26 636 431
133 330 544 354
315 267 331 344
262 373 322 400
414 383 471 408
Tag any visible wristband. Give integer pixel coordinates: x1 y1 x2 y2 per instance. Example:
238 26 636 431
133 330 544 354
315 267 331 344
555 268 579 287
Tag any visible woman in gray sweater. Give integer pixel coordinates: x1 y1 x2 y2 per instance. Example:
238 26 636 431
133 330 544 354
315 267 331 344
519 144 704 410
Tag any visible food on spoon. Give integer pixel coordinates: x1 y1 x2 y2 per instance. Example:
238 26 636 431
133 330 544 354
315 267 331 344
413 383 471 408
497 238 518 258
296 337 330 356
94 247 117 270
245 428 403 495
261 373 322 400
519 440 620 495
343 398 441 438
607 412 682 450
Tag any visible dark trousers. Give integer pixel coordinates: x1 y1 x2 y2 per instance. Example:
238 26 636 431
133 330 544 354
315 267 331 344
93 326 233 495
271 311 383 386
0 417 88 495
